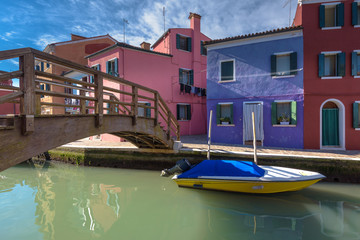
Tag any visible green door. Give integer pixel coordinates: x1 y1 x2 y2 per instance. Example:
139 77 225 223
322 108 339 146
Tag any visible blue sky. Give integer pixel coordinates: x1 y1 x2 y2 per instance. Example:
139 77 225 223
0 0 298 72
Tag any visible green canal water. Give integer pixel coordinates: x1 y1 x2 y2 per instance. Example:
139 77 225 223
0 161 359 240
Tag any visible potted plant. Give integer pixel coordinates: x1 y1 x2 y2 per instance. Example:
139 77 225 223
278 113 290 125
220 117 231 125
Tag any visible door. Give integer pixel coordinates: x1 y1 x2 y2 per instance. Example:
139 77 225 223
322 108 339 146
243 103 263 145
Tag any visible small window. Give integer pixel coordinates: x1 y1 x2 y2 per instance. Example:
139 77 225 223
351 2 360 26
319 3 344 28
351 51 360 76
176 34 192 52
106 59 118 76
177 104 191 121
216 103 233 125
353 102 360 128
138 102 151 118
90 64 101 83
220 60 234 82
201 41 207 55
319 52 345 78
271 101 297 125
271 52 297 77
179 69 193 85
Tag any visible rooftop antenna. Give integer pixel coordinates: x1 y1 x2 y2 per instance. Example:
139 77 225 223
283 0 292 27
163 6 166 50
123 18 129 43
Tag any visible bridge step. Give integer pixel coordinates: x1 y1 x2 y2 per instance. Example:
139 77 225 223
0 116 15 130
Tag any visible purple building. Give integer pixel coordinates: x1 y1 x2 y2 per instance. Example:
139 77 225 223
205 26 304 148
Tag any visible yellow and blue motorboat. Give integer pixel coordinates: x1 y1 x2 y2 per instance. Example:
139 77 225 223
162 159 325 194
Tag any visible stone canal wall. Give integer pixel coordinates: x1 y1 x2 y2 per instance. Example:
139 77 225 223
47 146 360 183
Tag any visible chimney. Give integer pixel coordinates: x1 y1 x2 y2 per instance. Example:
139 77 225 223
71 34 87 41
189 12 201 32
140 42 151 50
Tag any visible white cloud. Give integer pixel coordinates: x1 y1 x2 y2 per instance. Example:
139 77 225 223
34 34 68 49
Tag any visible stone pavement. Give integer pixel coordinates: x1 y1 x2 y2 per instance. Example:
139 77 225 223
62 135 360 161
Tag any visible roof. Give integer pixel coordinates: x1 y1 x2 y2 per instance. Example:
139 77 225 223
151 29 171 49
85 42 173 59
204 26 303 46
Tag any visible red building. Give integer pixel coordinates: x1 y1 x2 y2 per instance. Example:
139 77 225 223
0 74 18 115
294 0 360 150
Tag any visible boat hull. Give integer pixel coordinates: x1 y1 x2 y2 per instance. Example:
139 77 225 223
173 178 323 194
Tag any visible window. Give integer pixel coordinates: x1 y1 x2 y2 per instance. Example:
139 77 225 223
201 41 207 55
352 2 360 26
319 3 344 28
176 34 192 52
216 103 234 125
90 64 101 83
177 104 191 121
179 69 194 85
271 101 297 125
353 102 360 129
138 102 151 118
271 52 297 77
319 52 345 78
220 60 234 82
106 58 118 76
352 51 360 76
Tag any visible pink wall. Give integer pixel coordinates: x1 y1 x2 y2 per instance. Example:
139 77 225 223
0 90 19 115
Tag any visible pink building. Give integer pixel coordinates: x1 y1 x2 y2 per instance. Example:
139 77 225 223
86 13 210 141
0 75 18 115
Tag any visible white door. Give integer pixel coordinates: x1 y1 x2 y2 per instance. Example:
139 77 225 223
243 103 263 144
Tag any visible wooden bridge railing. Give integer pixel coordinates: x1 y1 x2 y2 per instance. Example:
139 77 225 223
0 47 180 140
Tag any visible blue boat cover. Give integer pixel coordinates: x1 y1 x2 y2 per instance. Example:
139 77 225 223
177 160 265 179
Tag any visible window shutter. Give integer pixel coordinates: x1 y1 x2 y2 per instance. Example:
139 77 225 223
190 70 194 85
336 3 344 27
36 65 40 71
271 102 277 125
187 37 192 52
97 65 101 71
290 52 298 75
271 55 277 76
145 102 151 118
291 101 297 125
319 5 325 28
177 104 180 120
216 104 221 124
40 62 44 72
187 105 191 120
200 41 203 55
353 102 359 128
114 58 119 76
230 104 234 124
176 34 180 49
46 84 50 91
90 76 94 83
352 2 358 26
318 53 325 77
106 61 110 74
352 52 358 76
40 84 44 90
179 68 183 83
337 52 346 77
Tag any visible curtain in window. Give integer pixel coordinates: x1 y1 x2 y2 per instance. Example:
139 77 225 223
322 108 339 146
243 104 263 141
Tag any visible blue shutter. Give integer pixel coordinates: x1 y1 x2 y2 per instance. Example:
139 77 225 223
114 58 119 76
319 5 325 28
290 52 297 75
200 41 203 55
106 61 110 74
179 68 183 83
353 102 359 128
352 52 358 76
145 103 151 118
319 53 325 77
40 62 44 72
187 37 192 52
352 2 358 26
36 65 40 71
336 3 344 27
337 52 345 77
190 70 194 85
46 84 50 91
40 84 44 90
271 55 277 76
97 64 101 71
176 34 180 49
187 105 191 120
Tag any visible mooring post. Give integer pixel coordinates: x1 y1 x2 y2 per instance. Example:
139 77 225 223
252 112 258 164
95 74 103 127
19 53 35 135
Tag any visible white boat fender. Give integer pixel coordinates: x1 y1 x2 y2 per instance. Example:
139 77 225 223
161 159 191 177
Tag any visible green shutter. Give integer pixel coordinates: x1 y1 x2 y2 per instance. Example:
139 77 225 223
179 68 183 83
319 53 325 77
177 104 180 120
290 52 298 75
187 37 192 52
106 61 110 74
352 52 358 76
176 34 180 49
200 41 204 55
190 70 194 85
230 104 233 124
353 102 359 128
271 55 276 76
336 3 344 27
337 52 345 77
114 58 119 76
291 101 297 125
145 102 151 118
97 64 101 71
271 102 277 125
352 2 358 26
187 105 191 120
319 5 325 28
216 104 221 124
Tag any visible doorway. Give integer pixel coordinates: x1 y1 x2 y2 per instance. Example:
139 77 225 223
243 102 263 146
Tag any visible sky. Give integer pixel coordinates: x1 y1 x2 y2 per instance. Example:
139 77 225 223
0 0 298 72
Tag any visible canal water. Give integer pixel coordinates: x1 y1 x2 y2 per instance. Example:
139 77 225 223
0 162 359 240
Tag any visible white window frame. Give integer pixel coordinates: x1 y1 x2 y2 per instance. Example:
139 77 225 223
321 51 342 79
321 2 342 30
272 51 295 78
217 102 234 126
177 103 191 121
219 59 236 83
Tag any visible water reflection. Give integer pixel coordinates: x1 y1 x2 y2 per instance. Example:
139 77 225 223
0 162 359 240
